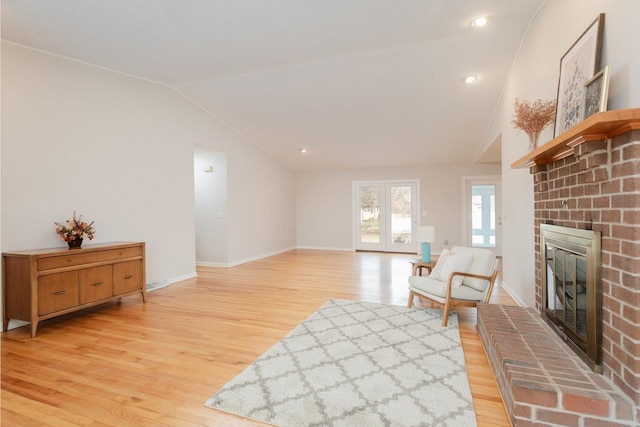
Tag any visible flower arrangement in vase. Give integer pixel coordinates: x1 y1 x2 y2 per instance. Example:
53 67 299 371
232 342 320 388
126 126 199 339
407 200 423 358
511 98 556 152
55 211 95 249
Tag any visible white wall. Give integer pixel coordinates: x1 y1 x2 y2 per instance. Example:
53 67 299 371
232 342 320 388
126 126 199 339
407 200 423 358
2 42 195 285
296 163 501 252
1 42 296 290
484 0 639 307
0 41 2 317
194 150 228 265
226 142 297 263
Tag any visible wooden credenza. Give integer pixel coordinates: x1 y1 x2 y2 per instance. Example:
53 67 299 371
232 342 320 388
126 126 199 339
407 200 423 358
2 241 146 337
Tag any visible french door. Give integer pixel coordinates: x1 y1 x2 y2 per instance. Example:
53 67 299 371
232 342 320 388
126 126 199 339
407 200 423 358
463 177 502 256
353 181 419 253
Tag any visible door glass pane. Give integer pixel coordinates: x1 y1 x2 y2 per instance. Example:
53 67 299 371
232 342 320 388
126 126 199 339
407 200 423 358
471 194 483 244
575 256 588 339
565 254 575 329
360 186 380 243
390 185 412 244
489 195 496 244
545 246 556 309
471 185 496 247
555 250 565 319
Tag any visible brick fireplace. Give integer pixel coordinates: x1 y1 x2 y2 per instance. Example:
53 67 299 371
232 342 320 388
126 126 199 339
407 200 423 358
478 109 640 426
531 129 640 404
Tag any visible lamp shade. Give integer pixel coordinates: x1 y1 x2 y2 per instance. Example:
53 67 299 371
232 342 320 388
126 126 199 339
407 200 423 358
416 226 435 243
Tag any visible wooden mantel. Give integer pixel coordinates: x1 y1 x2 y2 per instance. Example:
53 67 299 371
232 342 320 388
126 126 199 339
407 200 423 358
511 108 640 169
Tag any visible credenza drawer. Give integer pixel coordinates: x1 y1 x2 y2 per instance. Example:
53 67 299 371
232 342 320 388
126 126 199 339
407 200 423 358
113 260 143 295
37 246 143 271
79 265 113 304
38 252 99 271
38 271 79 315
95 247 143 263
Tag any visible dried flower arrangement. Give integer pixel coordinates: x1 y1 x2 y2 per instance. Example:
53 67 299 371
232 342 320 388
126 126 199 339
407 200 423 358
55 211 95 247
511 98 556 152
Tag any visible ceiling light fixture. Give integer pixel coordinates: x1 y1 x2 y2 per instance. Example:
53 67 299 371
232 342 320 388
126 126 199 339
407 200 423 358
299 148 308 154
464 74 478 84
470 16 488 27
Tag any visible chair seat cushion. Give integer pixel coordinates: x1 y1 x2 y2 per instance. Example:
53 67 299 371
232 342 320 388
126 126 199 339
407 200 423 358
408 275 485 301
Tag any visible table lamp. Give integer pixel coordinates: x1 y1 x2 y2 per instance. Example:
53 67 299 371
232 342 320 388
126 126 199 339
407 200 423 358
416 226 435 262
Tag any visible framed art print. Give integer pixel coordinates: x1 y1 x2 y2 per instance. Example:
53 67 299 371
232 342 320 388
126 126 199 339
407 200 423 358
581 66 610 120
554 14 604 136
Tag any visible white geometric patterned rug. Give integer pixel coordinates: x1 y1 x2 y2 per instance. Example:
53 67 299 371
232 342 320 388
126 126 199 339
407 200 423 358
205 299 476 426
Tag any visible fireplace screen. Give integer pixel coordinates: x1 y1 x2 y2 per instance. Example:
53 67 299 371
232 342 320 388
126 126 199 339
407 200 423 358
546 247 588 339
540 224 601 372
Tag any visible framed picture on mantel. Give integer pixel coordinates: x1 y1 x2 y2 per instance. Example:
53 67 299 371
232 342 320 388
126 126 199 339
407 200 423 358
581 66 610 120
554 13 605 137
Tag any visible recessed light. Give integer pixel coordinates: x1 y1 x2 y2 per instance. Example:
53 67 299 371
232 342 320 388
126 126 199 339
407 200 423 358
299 148 308 154
464 74 478 84
470 16 488 27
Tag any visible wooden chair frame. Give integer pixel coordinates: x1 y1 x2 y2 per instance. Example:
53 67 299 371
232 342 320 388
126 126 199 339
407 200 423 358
407 268 499 326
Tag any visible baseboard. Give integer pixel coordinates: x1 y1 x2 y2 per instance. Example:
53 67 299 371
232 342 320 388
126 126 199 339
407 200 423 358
198 245 412 268
197 246 298 268
500 280 527 307
195 261 227 268
6 319 30 331
196 246 357 268
147 272 197 291
228 246 298 267
296 246 355 252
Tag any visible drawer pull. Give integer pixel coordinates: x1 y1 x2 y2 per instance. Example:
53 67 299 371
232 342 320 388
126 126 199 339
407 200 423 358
52 290 66 296
124 275 134 280
90 282 104 287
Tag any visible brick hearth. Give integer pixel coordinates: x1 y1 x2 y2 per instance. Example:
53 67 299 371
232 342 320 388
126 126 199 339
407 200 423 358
478 303 635 426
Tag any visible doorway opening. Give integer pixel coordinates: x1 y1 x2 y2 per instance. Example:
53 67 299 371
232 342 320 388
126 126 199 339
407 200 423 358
194 148 227 266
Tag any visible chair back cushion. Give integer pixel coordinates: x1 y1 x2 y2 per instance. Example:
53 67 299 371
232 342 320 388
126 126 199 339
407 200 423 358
428 248 473 287
450 246 496 291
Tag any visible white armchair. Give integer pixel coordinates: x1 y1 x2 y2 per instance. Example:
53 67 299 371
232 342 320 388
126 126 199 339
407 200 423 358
407 246 499 326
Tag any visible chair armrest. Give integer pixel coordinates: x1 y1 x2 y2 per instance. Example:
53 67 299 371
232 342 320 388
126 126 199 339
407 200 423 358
448 271 494 281
444 269 498 300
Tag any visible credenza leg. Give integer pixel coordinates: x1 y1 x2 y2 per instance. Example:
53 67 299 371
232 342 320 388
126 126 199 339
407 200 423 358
30 320 38 338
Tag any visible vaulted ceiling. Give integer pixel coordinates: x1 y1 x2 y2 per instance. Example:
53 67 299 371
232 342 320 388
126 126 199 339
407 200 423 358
2 0 544 170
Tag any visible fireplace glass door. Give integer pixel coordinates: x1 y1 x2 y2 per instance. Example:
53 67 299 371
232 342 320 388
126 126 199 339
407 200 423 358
540 224 601 372
545 246 588 342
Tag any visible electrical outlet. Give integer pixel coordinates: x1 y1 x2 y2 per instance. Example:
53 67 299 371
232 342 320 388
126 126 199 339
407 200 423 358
444 240 449 245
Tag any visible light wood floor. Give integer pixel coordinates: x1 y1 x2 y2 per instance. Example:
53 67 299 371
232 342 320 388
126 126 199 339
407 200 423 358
1 249 515 426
